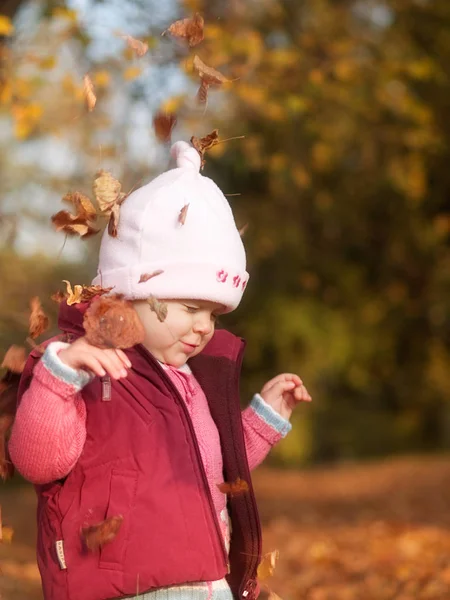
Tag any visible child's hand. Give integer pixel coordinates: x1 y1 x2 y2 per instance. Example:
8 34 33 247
260 373 312 420
57 337 132 380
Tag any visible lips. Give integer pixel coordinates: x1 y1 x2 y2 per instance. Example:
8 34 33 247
181 341 198 351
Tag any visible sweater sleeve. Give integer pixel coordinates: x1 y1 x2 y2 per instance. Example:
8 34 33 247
8 341 93 485
241 393 292 471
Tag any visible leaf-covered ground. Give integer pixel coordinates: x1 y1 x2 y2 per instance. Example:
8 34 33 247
2 456 450 599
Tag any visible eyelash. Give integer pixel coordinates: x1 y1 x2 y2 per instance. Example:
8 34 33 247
184 305 219 322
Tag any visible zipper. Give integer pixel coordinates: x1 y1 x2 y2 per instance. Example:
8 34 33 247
135 345 230 572
230 342 262 598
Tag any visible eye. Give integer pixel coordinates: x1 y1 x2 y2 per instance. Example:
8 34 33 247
184 305 198 313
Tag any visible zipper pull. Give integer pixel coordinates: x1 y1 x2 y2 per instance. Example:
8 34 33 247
241 579 257 599
101 375 111 401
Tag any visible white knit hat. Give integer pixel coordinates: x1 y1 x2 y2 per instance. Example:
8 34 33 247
91 141 248 312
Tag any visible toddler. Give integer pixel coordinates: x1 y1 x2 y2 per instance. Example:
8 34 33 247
9 141 311 600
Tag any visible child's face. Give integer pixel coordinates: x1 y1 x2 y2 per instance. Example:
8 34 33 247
133 299 224 367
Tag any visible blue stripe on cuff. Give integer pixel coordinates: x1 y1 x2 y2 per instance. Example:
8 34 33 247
250 393 292 437
41 342 93 391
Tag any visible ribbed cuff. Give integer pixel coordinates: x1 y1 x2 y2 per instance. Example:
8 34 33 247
249 394 292 437
41 342 93 391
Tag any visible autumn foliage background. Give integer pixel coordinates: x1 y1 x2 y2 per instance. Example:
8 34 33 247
3 0 450 598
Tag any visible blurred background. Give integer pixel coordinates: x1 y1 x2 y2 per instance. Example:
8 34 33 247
3 0 450 598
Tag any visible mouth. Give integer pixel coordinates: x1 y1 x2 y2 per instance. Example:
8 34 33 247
181 341 199 352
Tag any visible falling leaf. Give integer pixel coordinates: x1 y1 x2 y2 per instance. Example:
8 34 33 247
51 290 66 303
193 55 229 86
178 204 189 226
196 79 209 105
83 74 96 112
139 270 164 283
1 346 27 374
51 211 99 238
121 34 148 57
83 296 145 349
0 506 14 544
107 203 121 238
79 284 114 302
191 129 220 169
62 280 84 305
163 13 204 47
217 477 249 497
81 515 123 551
56 282 114 306
153 112 177 143
62 191 97 222
29 297 49 340
238 223 249 237
257 550 280 581
93 170 122 213
147 296 168 323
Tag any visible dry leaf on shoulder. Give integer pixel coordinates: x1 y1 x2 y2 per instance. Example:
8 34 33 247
163 13 204 47
29 297 49 340
83 295 145 349
81 515 123 551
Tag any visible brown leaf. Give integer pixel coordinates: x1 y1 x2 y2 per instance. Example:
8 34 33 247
138 270 164 283
178 204 189 226
79 284 114 302
51 210 99 238
1 346 27 374
217 477 249 497
83 295 145 349
81 515 123 551
121 34 148 57
62 191 97 222
83 74 96 112
191 129 220 169
51 290 66 303
164 13 204 47
153 112 177 143
59 281 114 305
93 170 123 214
193 55 229 86
29 297 49 340
107 203 120 238
257 550 280 581
196 79 209 105
0 506 14 544
147 296 168 323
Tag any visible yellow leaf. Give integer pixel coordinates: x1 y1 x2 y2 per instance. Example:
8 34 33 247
257 549 279 581
1 526 14 544
123 66 142 81
93 70 111 88
0 15 14 36
52 7 78 22
39 56 57 70
63 281 84 306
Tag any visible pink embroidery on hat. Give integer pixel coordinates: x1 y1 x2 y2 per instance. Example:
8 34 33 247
216 270 228 283
233 275 241 288
241 280 247 290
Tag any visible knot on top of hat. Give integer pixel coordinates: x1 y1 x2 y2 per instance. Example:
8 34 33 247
171 141 201 172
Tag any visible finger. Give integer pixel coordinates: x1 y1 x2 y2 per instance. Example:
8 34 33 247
79 355 107 378
263 379 296 402
293 384 312 402
115 349 132 369
261 373 303 394
90 350 127 379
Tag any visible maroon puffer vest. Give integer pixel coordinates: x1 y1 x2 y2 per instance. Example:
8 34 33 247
17 302 262 600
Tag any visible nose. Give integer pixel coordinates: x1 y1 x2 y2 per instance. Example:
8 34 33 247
193 313 213 336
